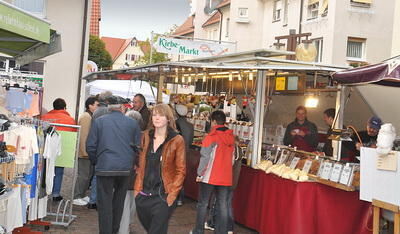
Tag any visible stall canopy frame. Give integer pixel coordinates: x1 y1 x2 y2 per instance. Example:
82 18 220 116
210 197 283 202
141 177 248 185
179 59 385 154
82 49 348 165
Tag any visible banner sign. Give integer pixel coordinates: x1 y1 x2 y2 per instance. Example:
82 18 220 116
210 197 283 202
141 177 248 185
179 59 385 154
0 2 50 43
154 36 235 57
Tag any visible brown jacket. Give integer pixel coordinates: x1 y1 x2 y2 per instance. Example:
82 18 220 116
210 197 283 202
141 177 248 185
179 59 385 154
134 128 186 205
78 112 92 158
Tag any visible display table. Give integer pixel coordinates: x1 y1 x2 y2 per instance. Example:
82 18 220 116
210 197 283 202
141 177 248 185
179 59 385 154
184 149 372 234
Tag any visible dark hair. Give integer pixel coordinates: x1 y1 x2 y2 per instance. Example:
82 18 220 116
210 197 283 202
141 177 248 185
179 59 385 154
53 98 66 110
324 108 336 119
85 96 98 112
211 110 226 125
134 93 146 106
296 105 307 113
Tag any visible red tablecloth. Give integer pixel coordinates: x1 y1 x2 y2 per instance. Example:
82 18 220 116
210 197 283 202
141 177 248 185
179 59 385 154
183 151 372 234
233 166 372 234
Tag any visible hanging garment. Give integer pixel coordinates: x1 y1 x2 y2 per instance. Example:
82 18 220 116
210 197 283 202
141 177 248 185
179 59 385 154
43 130 62 195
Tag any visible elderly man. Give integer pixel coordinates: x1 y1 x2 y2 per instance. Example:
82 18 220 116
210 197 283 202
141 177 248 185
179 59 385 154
355 116 382 151
87 96 141 234
132 93 150 130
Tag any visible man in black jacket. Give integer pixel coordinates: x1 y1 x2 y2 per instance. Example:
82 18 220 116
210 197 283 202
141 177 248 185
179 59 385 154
87 96 141 234
132 93 150 130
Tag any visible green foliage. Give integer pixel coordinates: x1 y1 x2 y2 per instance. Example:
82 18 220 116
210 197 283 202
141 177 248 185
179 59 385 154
88 35 113 69
136 38 170 65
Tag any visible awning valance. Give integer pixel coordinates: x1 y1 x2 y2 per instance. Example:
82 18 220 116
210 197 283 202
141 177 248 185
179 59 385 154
332 56 400 87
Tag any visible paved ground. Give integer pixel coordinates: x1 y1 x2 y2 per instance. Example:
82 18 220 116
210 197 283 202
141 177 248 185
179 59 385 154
28 168 257 234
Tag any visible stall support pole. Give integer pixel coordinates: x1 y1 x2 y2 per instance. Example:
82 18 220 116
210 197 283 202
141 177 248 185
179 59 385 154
333 85 346 161
251 70 266 168
157 74 165 103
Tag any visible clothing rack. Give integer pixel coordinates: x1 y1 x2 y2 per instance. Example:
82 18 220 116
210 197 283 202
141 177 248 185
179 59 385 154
46 123 81 228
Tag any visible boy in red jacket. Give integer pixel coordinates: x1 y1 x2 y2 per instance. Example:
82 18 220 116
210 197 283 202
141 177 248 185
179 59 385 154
191 110 235 234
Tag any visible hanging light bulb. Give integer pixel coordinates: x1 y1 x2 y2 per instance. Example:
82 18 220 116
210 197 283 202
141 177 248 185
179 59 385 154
249 72 254 81
182 76 185 83
229 72 233 81
305 95 319 108
203 74 206 82
175 76 178 83
188 67 192 71
175 68 179 73
188 75 192 83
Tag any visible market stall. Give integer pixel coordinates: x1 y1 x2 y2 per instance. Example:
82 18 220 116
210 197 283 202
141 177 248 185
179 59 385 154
82 49 375 234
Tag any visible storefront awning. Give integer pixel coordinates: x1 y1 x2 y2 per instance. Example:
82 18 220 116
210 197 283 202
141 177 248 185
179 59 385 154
0 1 61 65
332 55 400 87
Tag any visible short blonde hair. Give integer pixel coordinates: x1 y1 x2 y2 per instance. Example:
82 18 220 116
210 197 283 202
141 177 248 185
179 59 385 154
149 104 176 130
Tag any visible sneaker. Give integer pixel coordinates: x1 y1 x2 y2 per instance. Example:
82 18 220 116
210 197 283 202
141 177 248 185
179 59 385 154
82 196 90 203
228 231 234 234
204 222 215 231
87 203 97 209
52 196 63 202
73 198 88 206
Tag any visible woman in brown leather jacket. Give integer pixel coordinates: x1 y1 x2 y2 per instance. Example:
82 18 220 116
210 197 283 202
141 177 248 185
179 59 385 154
134 104 186 234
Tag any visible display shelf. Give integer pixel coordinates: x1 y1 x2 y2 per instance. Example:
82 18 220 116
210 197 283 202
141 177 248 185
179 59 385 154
316 178 356 192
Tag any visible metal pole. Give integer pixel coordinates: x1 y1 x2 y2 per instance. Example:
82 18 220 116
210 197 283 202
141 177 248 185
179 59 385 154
251 70 266 168
149 31 154 64
333 85 346 161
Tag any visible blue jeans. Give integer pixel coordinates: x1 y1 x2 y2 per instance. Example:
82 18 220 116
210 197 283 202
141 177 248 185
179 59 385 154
208 188 235 231
193 183 229 234
89 175 97 204
52 167 64 197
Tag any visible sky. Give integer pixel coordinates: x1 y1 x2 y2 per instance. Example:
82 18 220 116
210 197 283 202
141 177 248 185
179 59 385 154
100 0 191 40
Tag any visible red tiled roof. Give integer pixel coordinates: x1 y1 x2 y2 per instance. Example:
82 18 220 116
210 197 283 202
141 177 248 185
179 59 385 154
216 0 230 9
202 11 221 28
173 15 195 36
101 37 127 61
90 0 101 36
139 42 151 55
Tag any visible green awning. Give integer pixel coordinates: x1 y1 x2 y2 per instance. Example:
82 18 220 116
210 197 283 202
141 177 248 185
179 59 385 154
0 1 61 65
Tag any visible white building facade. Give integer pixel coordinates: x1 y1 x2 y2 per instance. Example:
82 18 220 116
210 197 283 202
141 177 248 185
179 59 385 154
179 0 400 65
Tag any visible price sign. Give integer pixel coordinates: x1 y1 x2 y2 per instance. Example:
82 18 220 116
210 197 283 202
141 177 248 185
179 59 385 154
277 151 288 164
302 160 313 174
329 163 343 182
320 162 333 180
289 157 300 169
339 165 353 185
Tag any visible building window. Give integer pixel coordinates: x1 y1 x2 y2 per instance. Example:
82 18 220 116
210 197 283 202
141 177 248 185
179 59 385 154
131 55 135 61
213 29 218 40
273 0 282 21
126 54 129 61
307 1 319 20
313 38 323 62
131 40 137 47
350 0 372 7
238 8 249 19
225 18 230 37
346 38 366 61
13 0 46 18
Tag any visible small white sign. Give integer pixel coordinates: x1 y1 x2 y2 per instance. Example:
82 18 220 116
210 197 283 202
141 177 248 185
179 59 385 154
320 162 333 180
339 165 353 185
277 151 289 165
329 163 343 183
290 157 300 169
302 160 313 174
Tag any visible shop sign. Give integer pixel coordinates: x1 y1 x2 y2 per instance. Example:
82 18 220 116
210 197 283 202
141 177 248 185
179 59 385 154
0 2 50 43
154 36 235 57
87 60 98 73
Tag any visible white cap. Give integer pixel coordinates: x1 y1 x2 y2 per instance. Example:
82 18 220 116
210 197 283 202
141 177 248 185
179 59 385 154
175 104 188 116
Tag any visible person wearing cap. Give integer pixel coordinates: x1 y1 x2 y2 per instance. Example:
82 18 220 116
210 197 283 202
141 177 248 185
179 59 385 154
355 116 383 151
87 95 141 234
174 104 194 206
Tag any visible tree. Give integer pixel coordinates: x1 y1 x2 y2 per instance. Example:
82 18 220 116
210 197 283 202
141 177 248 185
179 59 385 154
88 35 113 69
136 38 170 65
